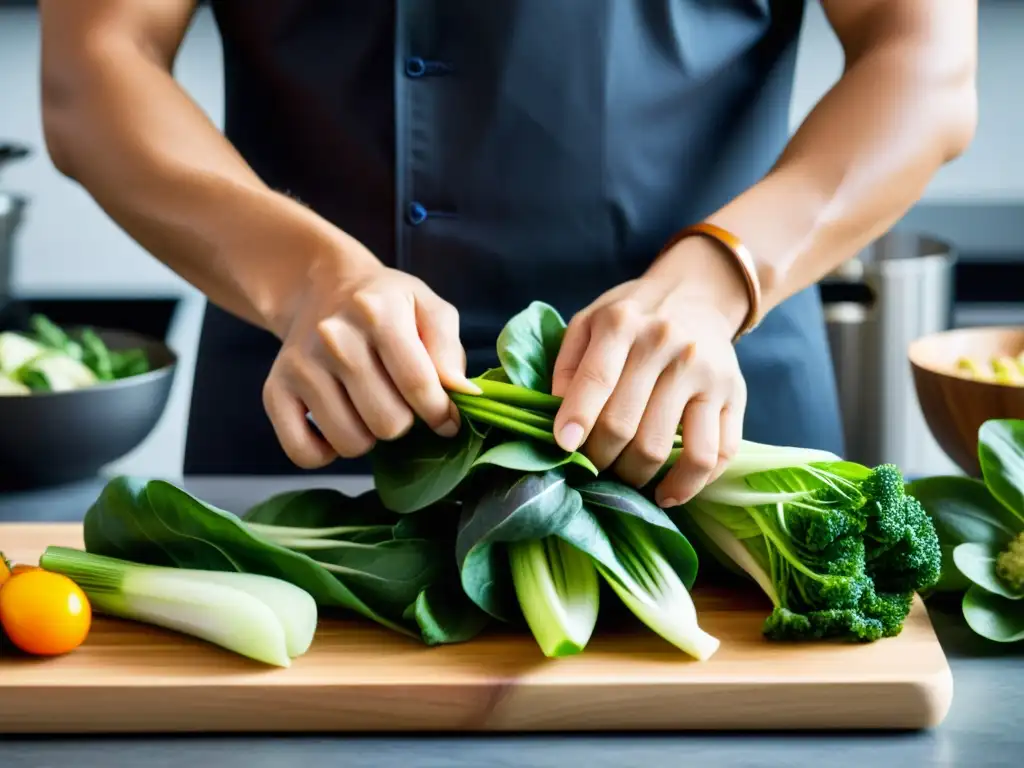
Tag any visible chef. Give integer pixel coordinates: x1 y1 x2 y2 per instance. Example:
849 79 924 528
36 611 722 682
37 1 976 506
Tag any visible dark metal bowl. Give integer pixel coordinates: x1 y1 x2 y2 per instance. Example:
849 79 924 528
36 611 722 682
0 329 178 490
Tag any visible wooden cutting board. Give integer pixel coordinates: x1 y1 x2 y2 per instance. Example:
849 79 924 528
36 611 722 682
0 523 953 734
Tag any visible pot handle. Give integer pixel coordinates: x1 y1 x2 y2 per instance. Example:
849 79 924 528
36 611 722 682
0 143 32 169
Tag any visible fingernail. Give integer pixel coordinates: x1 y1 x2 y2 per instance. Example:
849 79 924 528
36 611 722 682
658 497 680 509
437 419 459 438
558 422 584 452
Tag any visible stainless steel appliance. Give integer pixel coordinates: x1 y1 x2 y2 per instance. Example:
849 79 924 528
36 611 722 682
823 232 958 476
0 142 31 312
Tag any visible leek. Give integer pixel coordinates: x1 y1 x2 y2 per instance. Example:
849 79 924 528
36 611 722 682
598 514 720 661
509 536 599 657
39 547 318 667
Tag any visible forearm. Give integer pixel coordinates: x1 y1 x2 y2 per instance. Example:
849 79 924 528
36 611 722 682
41 35 361 336
703 2 978 314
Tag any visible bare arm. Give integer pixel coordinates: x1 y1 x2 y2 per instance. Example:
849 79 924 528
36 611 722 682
38 0 371 335
39 0 475 469
690 0 978 320
551 0 978 505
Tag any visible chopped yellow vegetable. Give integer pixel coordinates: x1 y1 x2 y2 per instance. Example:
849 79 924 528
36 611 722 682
955 354 1024 387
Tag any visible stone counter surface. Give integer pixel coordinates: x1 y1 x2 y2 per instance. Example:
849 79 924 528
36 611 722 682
0 475 1021 768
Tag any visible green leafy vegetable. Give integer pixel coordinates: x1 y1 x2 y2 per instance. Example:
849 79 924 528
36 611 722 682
509 536 599 657
678 444 941 642
962 585 1024 643
39 546 317 667
904 419 1024 645
455 468 713 659
472 440 598 476
905 475 1019 593
952 542 1024 599
0 314 151 393
495 300 567 393
81 476 486 645
371 421 485 514
978 419 1024 524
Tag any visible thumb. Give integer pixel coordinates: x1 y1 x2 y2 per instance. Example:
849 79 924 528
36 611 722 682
415 296 481 395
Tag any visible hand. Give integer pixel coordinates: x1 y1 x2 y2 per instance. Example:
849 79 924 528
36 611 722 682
550 238 751 506
263 239 479 468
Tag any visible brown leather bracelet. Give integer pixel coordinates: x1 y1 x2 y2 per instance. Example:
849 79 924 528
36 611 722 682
660 221 763 342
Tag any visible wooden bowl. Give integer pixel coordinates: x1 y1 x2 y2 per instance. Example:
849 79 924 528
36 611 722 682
908 326 1024 476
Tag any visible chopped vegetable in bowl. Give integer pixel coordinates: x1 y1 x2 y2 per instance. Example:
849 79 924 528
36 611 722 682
0 314 151 395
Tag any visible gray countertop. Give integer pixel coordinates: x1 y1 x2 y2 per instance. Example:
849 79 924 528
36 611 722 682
1 475 1022 768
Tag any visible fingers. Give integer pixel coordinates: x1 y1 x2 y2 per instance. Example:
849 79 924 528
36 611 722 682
262 371 336 470
320 290 457 437
553 303 640 453
586 321 679 471
295 366 377 459
416 295 479 396
612 361 691 488
655 396 723 507
317 316 420 440
708 383 746 484
550 312 591 398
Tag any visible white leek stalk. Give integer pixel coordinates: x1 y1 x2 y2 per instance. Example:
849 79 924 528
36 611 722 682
599 516 720 661
509 536 599 658
40 547 317 667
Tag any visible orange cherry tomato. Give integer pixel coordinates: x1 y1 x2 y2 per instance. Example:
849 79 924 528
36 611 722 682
0 554 10 587
10 564 40 577
0 569 92 656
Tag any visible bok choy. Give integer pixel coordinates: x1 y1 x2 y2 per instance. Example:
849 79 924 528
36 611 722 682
39 547 317 667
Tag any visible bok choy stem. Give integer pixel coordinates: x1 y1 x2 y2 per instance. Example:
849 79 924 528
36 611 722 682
509 536 599 658
39 546 318 667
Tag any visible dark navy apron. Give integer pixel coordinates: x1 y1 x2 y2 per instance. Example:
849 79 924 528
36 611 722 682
185 0 844 476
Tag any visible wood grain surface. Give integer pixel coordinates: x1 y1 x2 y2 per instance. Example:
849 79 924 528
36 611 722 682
0 523 954 734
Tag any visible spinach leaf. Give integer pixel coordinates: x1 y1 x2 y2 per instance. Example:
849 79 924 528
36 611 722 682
82 476 455 642
495 301 566 393
907 475 1021 593
371 420 485 513
953 542 1024 600
962 585 1024 643
979 419 1024 524
471 439 598 476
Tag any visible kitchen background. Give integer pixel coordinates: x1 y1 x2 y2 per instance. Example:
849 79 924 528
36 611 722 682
1 1 1022 481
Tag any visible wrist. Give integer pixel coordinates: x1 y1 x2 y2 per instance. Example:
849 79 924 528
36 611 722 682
645 235 753 338
250 195 381 339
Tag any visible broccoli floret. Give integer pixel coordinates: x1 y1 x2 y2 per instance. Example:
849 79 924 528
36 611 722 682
861 464 908 545
763 606 884 642
867 496 942 594
996 532 1024 592
680 448 943 645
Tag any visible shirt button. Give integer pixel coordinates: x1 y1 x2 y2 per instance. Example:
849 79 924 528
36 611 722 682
407 202 428 225
405 57 427 78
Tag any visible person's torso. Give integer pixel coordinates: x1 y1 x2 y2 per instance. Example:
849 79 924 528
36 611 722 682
186 0 845 476
207 0 806 351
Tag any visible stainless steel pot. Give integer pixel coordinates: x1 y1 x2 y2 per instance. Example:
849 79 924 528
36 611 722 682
0 142 31 310
823 232 957 476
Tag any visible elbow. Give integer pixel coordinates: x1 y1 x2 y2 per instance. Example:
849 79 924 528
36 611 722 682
40 66 89 180
940 81 978 163
932 48 979 163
